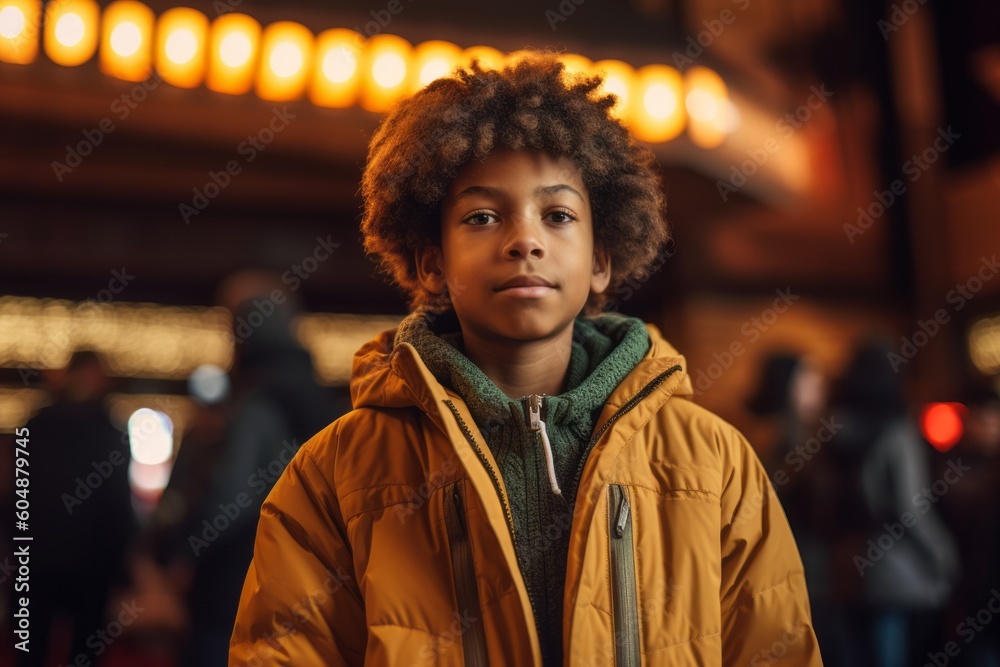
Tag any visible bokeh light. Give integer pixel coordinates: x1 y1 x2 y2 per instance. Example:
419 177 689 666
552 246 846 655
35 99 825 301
44 0 99 66
100 0 154 81
921 402 967 452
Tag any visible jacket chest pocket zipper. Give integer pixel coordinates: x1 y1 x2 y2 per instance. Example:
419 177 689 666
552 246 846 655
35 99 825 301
609 484 640 666
445 482 490 666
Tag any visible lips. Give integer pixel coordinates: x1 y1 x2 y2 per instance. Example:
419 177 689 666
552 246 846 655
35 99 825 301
494 275 555 291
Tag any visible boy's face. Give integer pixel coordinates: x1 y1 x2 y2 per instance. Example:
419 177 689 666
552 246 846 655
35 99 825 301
417 148 611 343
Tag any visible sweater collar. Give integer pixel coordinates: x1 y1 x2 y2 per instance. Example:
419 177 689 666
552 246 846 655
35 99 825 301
393 307 651 435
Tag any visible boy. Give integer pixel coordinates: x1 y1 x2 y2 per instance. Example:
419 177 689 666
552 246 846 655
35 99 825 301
230 53 823 666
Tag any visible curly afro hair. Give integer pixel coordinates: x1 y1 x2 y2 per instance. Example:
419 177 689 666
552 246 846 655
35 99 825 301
359 50 669 313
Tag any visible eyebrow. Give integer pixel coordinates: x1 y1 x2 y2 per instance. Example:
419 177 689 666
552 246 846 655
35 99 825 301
451 183 586 204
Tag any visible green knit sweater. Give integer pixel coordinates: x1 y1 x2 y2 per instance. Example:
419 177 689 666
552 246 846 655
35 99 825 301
395 307 651 666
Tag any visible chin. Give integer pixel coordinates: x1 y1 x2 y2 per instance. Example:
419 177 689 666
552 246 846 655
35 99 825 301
494 310 575 341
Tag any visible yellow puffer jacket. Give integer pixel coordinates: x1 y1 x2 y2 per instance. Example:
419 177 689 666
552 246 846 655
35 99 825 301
230 321 824 666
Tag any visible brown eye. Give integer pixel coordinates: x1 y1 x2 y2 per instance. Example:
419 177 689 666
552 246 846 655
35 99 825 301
546 210 575 223
464 211 497 225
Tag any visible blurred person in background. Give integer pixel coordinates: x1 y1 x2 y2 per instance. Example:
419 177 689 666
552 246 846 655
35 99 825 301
141 270 350 667
936 386 1000 667
746 352 840 658
11 350 136 667
827 338 958 667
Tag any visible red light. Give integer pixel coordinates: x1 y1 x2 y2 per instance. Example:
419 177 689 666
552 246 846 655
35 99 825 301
920 402 967 452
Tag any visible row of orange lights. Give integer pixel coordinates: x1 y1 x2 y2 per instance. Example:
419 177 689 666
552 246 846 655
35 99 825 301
0 0 737 146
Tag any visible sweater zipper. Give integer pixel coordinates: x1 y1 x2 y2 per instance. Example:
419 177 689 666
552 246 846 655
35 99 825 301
523 394 562 495
444 482 489 666
443 400 540 623
609 483 640 666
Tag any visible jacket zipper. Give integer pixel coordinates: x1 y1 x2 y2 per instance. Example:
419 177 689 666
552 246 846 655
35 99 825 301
444 482 489 666
609 484 640 666
443 400 540 620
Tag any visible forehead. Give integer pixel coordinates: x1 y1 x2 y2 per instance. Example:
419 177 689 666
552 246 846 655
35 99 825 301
446 149 587 197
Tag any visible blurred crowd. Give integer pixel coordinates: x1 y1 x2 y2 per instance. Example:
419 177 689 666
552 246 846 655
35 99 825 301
0 272 352 667
747 341 1000 667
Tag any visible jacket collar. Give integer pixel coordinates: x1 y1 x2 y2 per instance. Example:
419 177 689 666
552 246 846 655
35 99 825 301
349 312 693 421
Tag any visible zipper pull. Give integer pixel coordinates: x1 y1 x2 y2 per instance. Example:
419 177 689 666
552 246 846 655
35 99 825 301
527 394 542 429
528 394 561 496
614 493 630 538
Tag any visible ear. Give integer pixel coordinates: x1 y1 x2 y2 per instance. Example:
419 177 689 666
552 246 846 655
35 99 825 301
590 244 612 295
415 244 447 295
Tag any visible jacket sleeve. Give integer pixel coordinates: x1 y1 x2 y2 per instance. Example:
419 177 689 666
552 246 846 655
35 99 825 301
229 430 367 666
717 424 824 666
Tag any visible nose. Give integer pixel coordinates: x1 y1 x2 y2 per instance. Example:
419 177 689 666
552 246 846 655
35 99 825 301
502 217 545 260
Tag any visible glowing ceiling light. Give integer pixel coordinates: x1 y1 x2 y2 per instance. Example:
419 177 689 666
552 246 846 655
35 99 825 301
322 46 355 83
685 66 729 149
411 40 460 92
646 83 678 118
155 8 208 88
269 40 302 77
373 51 405 87
310 28 361 108
206 12 260 95
0 0 40 64
220 31 251 67
0 6 25 40
558 52 592 82
165 29 195 63
44 0 98 66
110 21 139 56
461 45 503 71
100 1 154 81
593 59 635 119
55 12 83 46
629 64 685 143
256 20 313 101
360 33 411 112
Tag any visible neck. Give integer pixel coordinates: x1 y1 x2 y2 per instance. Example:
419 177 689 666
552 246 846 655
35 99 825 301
459 324 574 399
